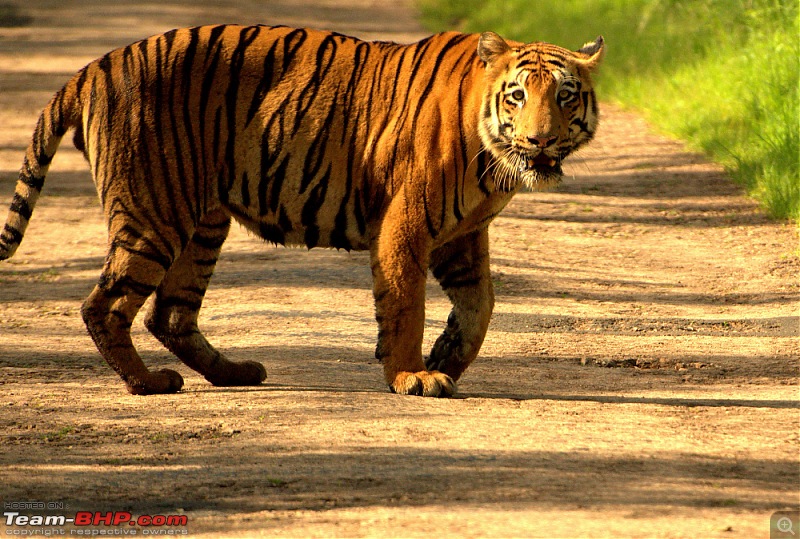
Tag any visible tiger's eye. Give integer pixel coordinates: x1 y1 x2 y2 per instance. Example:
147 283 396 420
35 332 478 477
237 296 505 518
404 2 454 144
511 89 525 101
558 89 573 100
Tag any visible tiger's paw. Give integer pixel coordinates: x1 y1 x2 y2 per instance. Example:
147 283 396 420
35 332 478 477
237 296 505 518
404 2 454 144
425 326 470 381
389 371 456 397
205 360 267 387
126 369 184 395
425 350 462 380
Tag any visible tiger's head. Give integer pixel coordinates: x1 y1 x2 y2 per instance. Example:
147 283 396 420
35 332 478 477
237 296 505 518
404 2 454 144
477 32 605 191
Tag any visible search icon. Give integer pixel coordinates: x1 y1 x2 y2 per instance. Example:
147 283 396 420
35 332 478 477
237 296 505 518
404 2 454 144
778 516 796 536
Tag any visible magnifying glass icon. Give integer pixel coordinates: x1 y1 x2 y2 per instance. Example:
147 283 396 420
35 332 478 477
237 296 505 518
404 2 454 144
778 516 796 535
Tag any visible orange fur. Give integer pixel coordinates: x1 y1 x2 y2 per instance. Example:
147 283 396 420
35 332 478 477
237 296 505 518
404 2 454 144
0 26 603 396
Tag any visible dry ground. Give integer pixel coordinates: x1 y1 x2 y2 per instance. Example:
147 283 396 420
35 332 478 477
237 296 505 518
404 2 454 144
0 1 798 537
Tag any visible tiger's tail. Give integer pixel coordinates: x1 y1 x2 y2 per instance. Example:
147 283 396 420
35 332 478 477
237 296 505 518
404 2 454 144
0 74 83 260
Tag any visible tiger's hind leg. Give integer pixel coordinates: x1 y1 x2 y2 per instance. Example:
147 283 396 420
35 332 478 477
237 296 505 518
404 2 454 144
82 239 184 395
425 228 494 381
143 209 266 387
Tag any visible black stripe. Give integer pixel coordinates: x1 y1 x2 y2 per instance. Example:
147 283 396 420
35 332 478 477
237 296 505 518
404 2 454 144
301 167 330 249
293 33 338 133
202 217 232 230
570 117 590 132
163 29 197 226
353 188 366 237
20 173 45 191
543 58 566 69
456 68 471 189
439 277 481 290
96 52 114 203
129 82 180 257
32 112 51 167
330 203 352 251
9 193 32 220
260 93 289 176
477 151 491 196
113 229 173 270
97 53 117 195
85 74 98 179
257 148 270 216
107 193 176 265
282 28 308 72
258 223 285 245
240 171 250 207
330 101 354 250
1 224 23 244
431 250 462 280
224 26 262 195
150 36 181 230
101 274 158 298
438 264 474 282
246 37 279 126
20 157 45 190
477 210 502 228
181 27 203 221
199 26 226 185
299 97 336 194
192 232 227 250
212 106 224 204
340 41 371 146
368 45 410 176
387 36 438 140
452 167 463 222
408 37 471 136
268 157 290 214
52 87 67 137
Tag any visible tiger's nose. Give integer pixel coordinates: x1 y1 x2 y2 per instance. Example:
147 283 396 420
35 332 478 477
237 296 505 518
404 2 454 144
528 135 557 148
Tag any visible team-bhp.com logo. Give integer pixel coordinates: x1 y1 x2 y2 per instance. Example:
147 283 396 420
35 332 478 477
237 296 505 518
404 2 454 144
4 510 188 536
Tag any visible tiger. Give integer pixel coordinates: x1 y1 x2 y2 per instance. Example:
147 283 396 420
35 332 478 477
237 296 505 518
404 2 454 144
0 25 603 397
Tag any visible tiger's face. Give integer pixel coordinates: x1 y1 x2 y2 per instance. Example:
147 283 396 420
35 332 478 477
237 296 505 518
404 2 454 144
477 32 605 191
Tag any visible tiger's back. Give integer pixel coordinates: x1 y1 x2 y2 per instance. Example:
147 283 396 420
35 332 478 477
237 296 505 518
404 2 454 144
77 26 490 253
0 25 603 396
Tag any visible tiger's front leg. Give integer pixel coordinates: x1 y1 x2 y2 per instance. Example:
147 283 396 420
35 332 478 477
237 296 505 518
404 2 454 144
426 228 494 381
370 196 456 398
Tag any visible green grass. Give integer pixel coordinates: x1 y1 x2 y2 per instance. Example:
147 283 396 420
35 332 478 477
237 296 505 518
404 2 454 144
418 0 799 221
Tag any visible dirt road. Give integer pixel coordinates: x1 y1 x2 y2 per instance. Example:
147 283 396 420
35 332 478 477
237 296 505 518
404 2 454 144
0 1 798 537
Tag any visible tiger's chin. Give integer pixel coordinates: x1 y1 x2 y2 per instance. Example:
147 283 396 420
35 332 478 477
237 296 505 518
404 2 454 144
493 157 563 192
518 160 563 192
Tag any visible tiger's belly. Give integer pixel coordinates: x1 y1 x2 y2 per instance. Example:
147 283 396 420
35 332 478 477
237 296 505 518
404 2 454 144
225 174 373 251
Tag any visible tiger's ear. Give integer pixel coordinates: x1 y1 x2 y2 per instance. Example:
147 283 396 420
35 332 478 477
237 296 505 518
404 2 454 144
478 32 511 65
576 36 605 70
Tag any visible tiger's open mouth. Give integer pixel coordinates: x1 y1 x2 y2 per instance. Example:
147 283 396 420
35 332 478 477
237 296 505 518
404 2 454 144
520 153 559 172
486 143 566 192
512 151 563 191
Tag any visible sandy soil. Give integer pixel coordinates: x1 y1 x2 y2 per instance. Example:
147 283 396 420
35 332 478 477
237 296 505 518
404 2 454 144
0 1 798 537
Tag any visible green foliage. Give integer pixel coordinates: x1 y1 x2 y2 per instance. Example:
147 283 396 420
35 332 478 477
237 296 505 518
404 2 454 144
418 0 799 220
